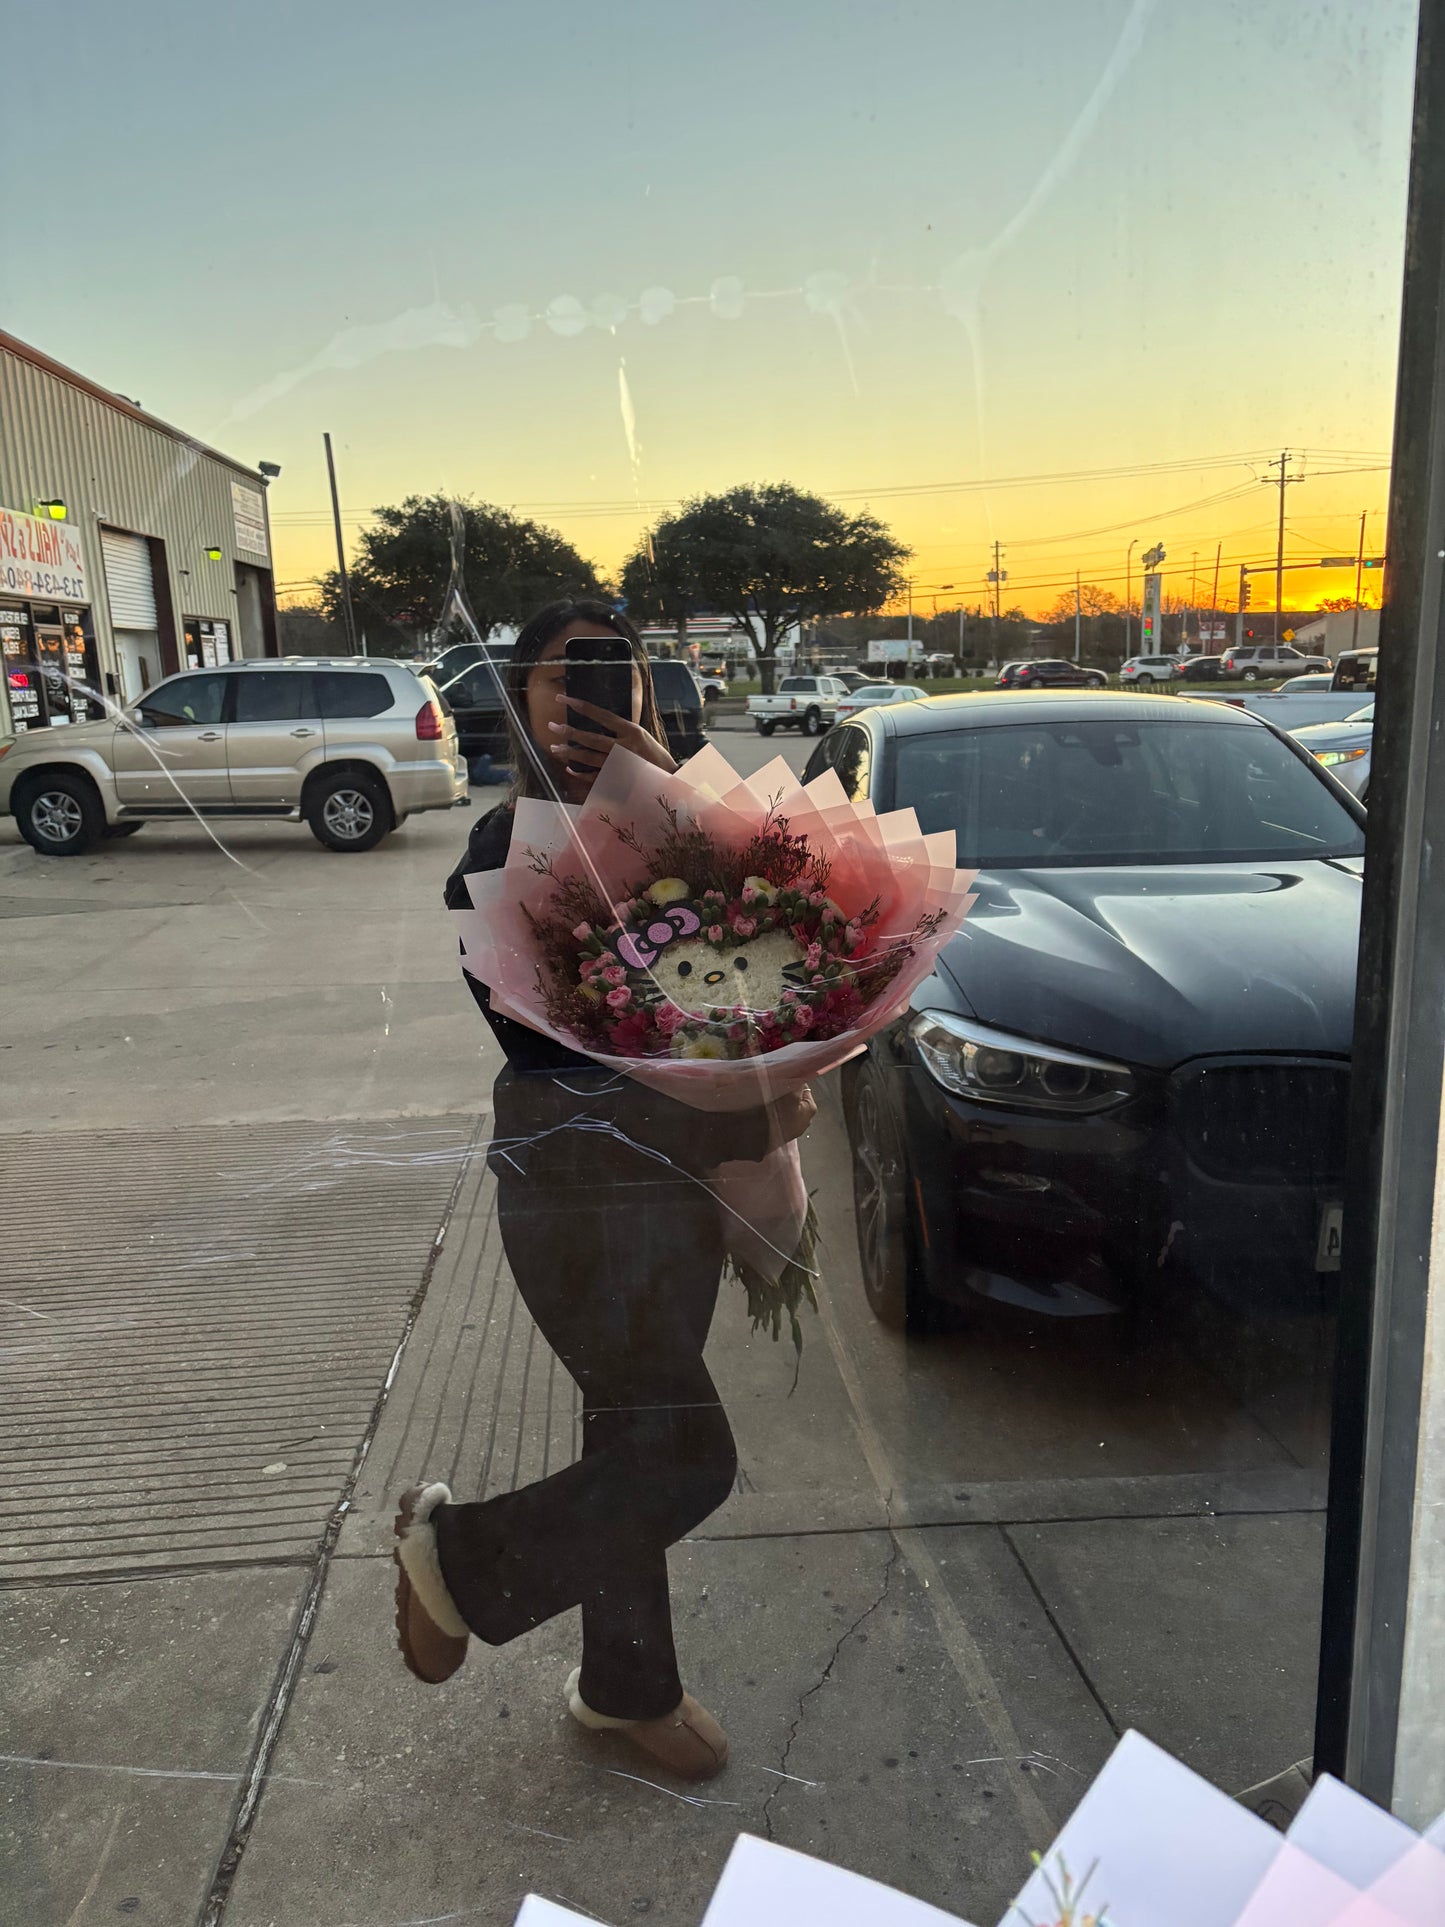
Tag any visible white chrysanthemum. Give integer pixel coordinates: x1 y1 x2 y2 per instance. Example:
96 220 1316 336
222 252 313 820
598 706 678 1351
647 929 805 1017
673 1032 728 1060
644 876 692 906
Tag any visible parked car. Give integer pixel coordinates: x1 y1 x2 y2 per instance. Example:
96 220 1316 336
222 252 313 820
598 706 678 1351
649 658 708 760
1220 642 1330 680
1276 673 1336 695
1173 655 1226 682
801 690 1365 1331
1290 703 1375 802
693 664 728 703
1120 654 1178 685
442 653 706 773
0 657 469 855
1198 684 1377 728
747 674 848 736
832 670 874 694
417 639 514 686
1005 659 1108 690
834 682 930 722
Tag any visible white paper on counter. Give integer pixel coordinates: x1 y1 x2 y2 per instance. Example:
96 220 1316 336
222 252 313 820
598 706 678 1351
700 1832 974 1927
1004 1730 1281 1927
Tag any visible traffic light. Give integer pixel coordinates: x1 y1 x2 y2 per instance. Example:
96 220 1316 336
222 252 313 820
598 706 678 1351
1244 627 1256 639
1240 579 1252 608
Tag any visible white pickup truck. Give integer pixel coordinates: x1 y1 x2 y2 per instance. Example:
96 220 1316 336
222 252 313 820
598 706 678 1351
1197 651 1379 730
747 674 848 737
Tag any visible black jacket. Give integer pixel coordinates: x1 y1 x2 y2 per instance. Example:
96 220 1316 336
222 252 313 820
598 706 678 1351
445 804 770 1175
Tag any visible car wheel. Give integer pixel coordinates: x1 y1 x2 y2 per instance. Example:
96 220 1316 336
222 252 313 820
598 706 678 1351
14 772 105 856
103 822 146 838
849 1059 925 1331
305 769 391 852
757 720 776 736
1243 669 1259 682
802 706 822 736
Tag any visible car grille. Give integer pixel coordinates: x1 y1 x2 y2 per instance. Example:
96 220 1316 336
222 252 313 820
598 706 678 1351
1173 1060 1349 1187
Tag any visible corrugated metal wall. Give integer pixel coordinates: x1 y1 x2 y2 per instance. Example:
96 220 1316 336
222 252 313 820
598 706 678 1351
0 342 274 715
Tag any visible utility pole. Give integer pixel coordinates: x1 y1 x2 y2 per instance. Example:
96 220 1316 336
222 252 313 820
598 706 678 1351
1352 509 1368 652
906 579 913 644
1210 541 1222 644
1266 449 1304 643
1237 563 1250 650
324 432 358 656
1125 538 1139 654
1075 570 1082 662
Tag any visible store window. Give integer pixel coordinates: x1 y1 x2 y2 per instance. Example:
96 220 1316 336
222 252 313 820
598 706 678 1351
0 6 1434 1927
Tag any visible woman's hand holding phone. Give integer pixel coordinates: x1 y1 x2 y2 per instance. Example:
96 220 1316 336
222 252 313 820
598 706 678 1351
547 700 677 789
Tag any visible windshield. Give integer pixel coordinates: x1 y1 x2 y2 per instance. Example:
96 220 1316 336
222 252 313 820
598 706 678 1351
892 718 1366 867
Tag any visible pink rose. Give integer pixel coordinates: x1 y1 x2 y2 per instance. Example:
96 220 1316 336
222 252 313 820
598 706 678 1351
601 964 626 986
706 924 724 942
727 1022 747 1041
605 986 632 1009
572 921 592 942
731 915 757 938
791 1003 815 1030
809 891 827 908
654 1001 686 1034
579 957 597 979
741 884 759 904
806 943 823 970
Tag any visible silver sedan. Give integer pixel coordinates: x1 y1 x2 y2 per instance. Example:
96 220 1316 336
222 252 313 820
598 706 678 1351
1290 702 1374 802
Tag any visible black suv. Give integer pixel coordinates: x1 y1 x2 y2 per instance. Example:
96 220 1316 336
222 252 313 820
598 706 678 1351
998 659 1108 689
440 654 706 772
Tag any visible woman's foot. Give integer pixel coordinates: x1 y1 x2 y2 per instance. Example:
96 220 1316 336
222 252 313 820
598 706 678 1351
393 1483 469 1684
564 1667 729 1782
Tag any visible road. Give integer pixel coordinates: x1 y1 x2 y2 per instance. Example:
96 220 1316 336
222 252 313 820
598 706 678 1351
0 717 1327 1927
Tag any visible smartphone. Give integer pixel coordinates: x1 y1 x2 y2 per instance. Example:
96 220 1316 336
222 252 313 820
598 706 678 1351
564 632 634 740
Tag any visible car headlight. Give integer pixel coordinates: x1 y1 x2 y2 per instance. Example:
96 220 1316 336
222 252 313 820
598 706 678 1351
909 1010 1135 1113
1313 746 1368 768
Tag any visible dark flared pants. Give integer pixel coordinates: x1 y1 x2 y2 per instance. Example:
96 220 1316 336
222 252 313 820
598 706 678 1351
434 1136 737 1720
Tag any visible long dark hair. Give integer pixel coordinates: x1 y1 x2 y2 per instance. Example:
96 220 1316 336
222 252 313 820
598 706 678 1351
502 598 667 800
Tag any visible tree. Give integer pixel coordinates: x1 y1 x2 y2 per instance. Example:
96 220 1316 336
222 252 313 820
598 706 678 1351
321 494 604 645
622 484 910 693
1317 594 1366 612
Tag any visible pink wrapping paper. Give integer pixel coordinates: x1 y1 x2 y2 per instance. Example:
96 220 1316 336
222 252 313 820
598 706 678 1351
453 741 978 1116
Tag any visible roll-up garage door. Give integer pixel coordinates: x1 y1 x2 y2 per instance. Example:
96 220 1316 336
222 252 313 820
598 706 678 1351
100 529 158 627
101 528 163 701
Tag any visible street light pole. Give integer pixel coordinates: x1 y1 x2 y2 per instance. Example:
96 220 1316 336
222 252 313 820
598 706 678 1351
1075 569 1082 662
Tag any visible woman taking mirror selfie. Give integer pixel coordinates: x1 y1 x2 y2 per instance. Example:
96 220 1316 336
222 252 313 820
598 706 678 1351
391 598 813 1781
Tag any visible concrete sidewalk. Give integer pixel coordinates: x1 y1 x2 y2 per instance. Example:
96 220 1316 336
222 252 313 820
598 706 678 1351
0 792 1327 1927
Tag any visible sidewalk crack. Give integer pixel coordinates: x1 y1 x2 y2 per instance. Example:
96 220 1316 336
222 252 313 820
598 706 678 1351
762 1533 901 1840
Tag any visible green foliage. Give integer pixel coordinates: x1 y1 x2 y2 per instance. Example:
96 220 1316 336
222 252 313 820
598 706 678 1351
321 493 604 642
622 484 910 691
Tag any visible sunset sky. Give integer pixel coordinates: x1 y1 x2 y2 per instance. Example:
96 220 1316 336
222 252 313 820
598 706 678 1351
2 0 1419 621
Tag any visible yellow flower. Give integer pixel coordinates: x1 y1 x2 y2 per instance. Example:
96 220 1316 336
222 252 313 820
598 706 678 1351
578 985 603 1003
742 875 777 904
645 876 692 906
674 1033 728 1060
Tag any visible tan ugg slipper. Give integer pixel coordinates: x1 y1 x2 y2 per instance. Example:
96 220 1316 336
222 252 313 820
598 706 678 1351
565 1666 729 1782
393 1483 469 1684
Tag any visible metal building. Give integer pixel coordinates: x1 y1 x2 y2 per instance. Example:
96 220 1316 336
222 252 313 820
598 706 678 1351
0 332 278 737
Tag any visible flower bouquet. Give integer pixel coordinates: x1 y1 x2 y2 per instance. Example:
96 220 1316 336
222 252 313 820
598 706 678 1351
452 741 977 1348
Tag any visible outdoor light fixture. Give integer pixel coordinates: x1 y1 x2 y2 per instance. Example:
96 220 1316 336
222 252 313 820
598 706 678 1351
258 461 282 478
37 500 67 521
204 545 222 561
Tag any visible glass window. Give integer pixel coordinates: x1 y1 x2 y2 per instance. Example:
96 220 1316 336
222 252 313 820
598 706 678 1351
233 670 309 722
892 718 1366 867
140 672 227 726
313 670 395 718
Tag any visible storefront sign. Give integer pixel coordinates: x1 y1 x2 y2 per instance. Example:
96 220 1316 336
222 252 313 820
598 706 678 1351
0 507 88 602
231 483 269 559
